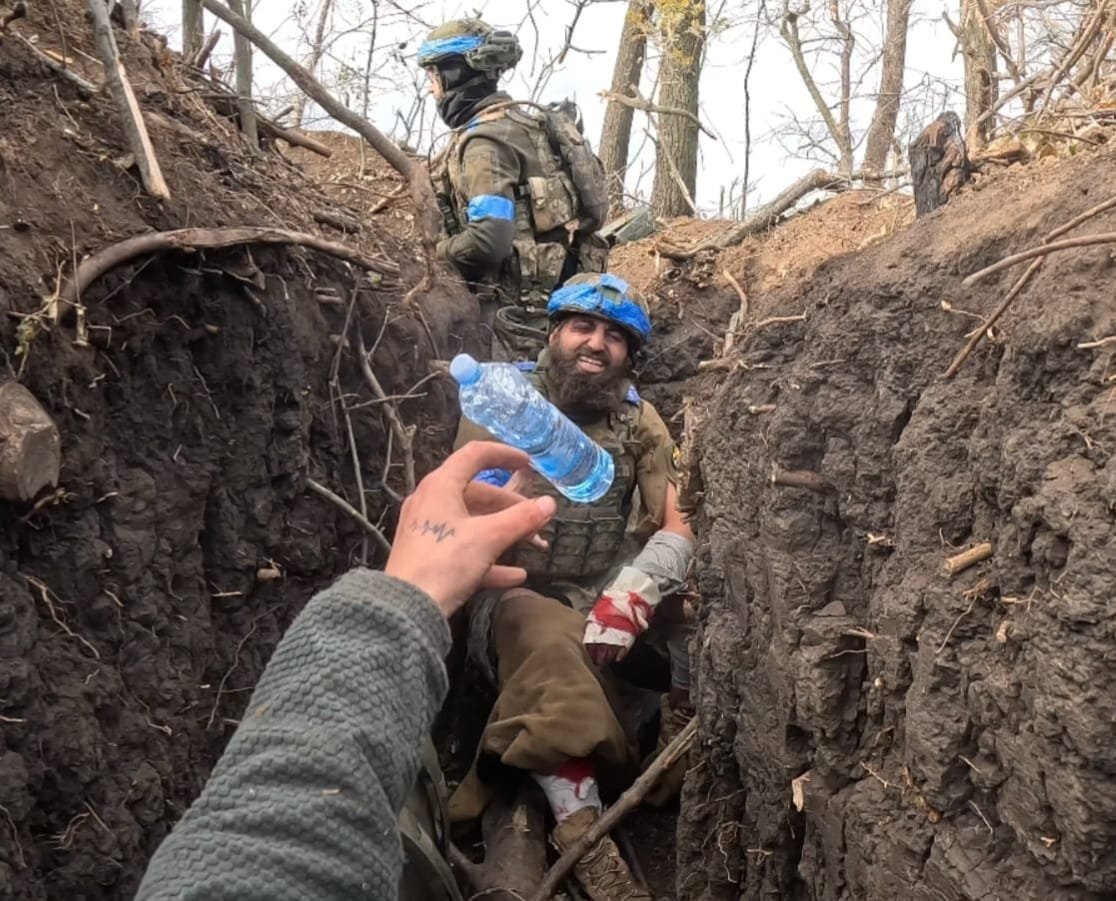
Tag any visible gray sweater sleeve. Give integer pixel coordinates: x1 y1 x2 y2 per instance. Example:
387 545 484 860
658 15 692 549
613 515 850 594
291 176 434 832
137 569 452 900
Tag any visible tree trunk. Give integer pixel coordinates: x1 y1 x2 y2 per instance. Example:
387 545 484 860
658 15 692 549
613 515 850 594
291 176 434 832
599 0 653 214
650 0 705 218
182 0 203 58
226 0 258 150
959 0 997 148
293 0 334 128
861 0 912 178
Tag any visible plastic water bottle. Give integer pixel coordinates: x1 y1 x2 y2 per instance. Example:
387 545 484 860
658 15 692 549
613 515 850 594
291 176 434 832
450 353 615 503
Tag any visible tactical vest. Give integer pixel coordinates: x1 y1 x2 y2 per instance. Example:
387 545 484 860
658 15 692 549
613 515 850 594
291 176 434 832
434 103 607 308
510 369 641 580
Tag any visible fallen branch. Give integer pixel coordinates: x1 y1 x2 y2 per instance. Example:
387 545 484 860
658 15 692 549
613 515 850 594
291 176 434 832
58 226 399 309
947 196 1116 377
962 233 1116 286
657 170 845 259
529 717 698 901
13 34 96 94
772 466 835 495
261 120 332 157
86 0 170 199
944 541 992 576
305 477 391 554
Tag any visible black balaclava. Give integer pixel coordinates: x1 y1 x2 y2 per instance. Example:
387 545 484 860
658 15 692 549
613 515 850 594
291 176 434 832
435 58 502 128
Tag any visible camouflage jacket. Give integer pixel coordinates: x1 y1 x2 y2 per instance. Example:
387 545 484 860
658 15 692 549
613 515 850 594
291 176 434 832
433 94 606 309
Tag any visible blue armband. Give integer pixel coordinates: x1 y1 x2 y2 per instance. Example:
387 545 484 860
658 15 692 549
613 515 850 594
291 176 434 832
466 195 515 223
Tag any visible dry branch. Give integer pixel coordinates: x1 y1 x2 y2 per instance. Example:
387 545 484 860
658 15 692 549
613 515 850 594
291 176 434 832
13 34 96 93
962 233 1116 286
58 227 399 309
947 195 1116 377
356 326 416 495
86 0 170 199
261 120 332 157
530 717 698 900
599 87 716 139
191 29 221 69
772 466 835 494
197 0 439 294
305 477 391 554
944 541 992 576
658 170 846 259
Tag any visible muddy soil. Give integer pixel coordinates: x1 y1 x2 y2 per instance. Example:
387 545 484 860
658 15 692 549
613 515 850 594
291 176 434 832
0 11 479 899
676 146 1116 899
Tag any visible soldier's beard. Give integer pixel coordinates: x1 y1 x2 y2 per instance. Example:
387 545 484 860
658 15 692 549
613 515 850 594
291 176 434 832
547 345 630 415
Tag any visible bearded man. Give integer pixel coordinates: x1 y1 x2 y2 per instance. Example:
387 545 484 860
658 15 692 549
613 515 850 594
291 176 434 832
449 273 694 901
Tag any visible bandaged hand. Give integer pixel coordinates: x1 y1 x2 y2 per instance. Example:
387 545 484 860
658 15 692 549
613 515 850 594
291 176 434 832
583 566 659 666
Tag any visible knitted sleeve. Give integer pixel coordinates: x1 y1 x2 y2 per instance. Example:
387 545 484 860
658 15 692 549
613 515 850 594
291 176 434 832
137 569 451 900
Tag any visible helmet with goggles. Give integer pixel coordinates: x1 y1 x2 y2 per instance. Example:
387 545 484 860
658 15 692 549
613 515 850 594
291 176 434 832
546 273 652 350
417 19 523 78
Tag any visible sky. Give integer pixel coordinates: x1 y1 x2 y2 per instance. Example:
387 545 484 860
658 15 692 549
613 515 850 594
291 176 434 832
142 0 967 213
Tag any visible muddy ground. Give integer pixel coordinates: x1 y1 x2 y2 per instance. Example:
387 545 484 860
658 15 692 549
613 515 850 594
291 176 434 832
674 146 1116 899
0 9 479 899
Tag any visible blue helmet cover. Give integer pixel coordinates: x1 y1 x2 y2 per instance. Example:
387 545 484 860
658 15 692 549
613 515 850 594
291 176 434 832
546 273 651 344
417 34 485 66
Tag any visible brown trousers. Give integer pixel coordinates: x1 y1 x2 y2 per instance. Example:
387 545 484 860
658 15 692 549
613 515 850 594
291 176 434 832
448 588 639 822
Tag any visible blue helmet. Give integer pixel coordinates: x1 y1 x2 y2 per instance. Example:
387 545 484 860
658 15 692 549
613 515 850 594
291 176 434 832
416 20 522 77
546 273 652 349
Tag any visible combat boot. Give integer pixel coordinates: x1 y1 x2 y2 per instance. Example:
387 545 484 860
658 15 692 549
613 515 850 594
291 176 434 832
551 808 651 901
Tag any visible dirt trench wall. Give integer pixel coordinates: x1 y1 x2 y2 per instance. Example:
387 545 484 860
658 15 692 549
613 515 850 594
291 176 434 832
677 150 1116 899
0 253 478 898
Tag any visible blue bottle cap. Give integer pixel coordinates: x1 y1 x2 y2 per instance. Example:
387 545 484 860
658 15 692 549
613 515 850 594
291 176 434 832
450 353 481 386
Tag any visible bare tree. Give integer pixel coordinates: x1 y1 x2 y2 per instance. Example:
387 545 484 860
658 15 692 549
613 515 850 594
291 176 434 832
861 0 912 177
650 0 707 217
293 0 336 129
599 0 654 213
182 0 204 57
957 0 998 147
227 0 257 148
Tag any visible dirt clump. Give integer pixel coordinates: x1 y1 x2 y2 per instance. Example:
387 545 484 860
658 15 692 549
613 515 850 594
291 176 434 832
0 8 477 899
676 144 1116 898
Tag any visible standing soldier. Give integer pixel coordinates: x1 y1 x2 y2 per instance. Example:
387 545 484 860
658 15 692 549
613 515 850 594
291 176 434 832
418 19 610 359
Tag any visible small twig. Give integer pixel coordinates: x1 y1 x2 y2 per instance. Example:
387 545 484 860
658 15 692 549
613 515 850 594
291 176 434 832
969 800 995 835
860 762 898 791
530 718 698 901
356 325 416 495
206 617 261 729
1078 336 1116 350
937 596 978 654
306 477 391 554
0 804 26 868
754 313 808 329
369 183 408 215
944 541 993 576
24 575 101 659
771 466 834 494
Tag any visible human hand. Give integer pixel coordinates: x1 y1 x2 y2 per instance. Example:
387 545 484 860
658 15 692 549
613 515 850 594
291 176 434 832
385 442 556 617
583 567 657 667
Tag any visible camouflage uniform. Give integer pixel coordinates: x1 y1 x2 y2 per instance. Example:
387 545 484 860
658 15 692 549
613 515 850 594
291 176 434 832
448 354 684 822
420 21 608 359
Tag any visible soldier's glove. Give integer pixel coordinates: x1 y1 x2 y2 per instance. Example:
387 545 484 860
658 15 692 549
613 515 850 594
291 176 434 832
583 531 694 667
